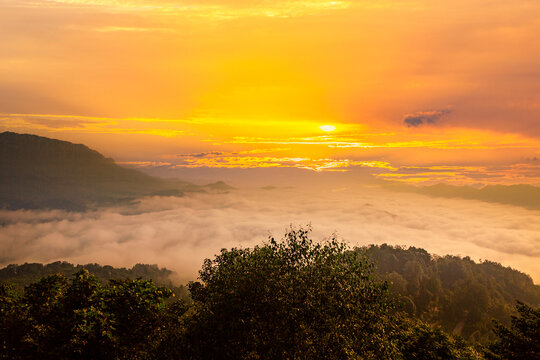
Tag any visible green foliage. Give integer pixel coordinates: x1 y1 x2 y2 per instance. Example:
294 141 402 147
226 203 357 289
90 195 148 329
0 269 172 359
3 230 539 359
486 301 540 360
179 227 398 359
365 244 540 343
396 317 484 360
0 261 189 301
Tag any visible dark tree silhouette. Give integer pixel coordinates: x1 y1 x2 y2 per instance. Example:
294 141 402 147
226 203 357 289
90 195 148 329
486 301 540 360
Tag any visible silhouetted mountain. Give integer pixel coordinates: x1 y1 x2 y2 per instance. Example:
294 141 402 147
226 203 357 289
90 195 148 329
0 132 230 210
384 181 540 210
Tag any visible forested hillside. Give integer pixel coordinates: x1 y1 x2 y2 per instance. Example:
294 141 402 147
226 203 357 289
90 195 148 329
1 231 539 359
364 244 540 342
2 244 539 346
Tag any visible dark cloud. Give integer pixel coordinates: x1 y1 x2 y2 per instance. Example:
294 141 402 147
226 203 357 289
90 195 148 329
404 109 451 127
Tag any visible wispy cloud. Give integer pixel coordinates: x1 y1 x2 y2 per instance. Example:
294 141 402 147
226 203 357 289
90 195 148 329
173 155 395 172
0 113 186 137
176 148 289 158
92 26 173 33
14 0 351 19
229 131 540 151
376 164 540 185
3 113 540 184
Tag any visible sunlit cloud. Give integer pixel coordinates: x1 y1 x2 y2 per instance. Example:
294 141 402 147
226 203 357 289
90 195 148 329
92 26 173 32
123 148 397 172
0 114 185 137
175 148 291 158
3 112 540 184
173 155 391 172
229 129 540 151
376 164 540 186
118 161 173 167
12 0 351 19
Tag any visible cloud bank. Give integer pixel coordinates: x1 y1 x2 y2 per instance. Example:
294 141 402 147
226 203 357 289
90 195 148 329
1 187 539 284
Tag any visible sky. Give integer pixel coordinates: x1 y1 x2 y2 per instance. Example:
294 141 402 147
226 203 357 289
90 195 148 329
1 0 540 185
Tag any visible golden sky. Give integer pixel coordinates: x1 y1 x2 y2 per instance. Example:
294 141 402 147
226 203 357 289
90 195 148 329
1 0 540 184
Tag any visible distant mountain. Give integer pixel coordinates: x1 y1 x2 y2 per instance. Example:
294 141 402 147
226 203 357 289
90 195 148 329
0 132 231 210
384 181 540 210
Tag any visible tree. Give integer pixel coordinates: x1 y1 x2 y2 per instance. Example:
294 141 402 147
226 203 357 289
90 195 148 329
397 318 483 360
2 231 502 359
486 301 540 359
179 227 398 359
0 270 172 359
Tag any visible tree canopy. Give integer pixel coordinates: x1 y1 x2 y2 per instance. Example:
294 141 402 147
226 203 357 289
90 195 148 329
486 301 540 360
183 227 396 359
365 244 540 342
1 229 538 359
0 270 172 359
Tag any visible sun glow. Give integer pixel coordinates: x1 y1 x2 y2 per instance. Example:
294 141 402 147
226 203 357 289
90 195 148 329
320 125 336 132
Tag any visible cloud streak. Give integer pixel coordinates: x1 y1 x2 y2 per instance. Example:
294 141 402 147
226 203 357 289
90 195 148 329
9 0 351 19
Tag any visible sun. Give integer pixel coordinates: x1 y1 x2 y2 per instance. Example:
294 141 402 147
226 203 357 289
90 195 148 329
319 125 336 132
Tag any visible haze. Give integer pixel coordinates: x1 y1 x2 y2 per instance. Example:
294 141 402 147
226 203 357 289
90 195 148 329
1 186 539 284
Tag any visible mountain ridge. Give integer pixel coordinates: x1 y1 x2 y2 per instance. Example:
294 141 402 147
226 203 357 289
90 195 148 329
383 181 540 210
0 132 231 210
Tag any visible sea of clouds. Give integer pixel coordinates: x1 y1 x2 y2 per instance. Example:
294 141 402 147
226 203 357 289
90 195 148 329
1 186 539 284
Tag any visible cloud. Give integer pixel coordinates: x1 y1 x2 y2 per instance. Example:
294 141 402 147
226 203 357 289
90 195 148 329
0 114 186 137
404 109 451 127
169 149 391 171
177 151 228 158
9 0 351 19
376 163 540 186
1 187 540 284
173 155 356 171
91 26 174 33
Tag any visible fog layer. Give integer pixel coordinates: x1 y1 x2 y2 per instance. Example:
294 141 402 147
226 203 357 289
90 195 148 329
1 187 539 283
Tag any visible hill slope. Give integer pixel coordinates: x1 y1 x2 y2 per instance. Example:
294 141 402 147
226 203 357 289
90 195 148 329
2 245 539 344
0 132 230 210
364 244 540 342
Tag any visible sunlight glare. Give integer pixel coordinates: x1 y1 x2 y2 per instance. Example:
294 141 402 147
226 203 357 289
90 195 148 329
320 125 336 132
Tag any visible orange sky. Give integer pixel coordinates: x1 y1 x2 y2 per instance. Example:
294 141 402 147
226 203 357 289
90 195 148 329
1 0 540 185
